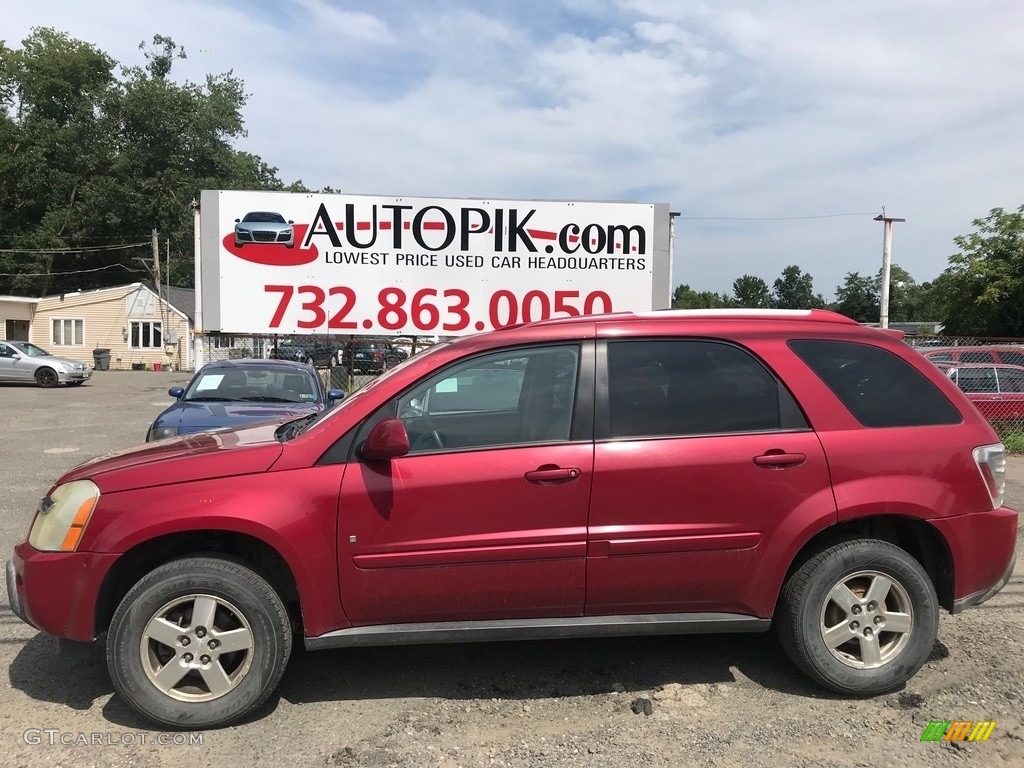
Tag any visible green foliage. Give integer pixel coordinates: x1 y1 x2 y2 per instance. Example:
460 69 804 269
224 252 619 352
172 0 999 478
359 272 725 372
772 265 825 309
672 284 734 309
732 275 772 308
834 271 878 322
0 28 303 295
996 428 1024 454
932 206 1024 336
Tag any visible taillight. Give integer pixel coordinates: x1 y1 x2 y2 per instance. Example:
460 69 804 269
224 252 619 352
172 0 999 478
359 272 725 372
973 443 1006 509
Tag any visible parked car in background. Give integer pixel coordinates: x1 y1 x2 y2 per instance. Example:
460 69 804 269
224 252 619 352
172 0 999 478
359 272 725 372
8 309 1016 729
936 362 1024 422
269 338 345 366
0 340 92 387
921 345 1024 366
333 340 409 373
146 359 344 441
233 211 294 248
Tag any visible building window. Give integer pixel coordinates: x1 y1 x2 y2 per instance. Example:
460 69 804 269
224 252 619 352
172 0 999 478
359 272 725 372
51 318 84 346
131 321 163 349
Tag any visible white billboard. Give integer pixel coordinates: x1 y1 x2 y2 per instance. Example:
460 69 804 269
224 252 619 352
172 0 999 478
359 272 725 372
199 190 671 335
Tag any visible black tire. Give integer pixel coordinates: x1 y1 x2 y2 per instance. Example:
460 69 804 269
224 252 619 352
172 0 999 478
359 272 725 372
107 557 292 729
776 539 938 696
34 367 59 388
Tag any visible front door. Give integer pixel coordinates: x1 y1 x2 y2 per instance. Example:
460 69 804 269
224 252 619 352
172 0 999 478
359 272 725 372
337 343 593 625
0 341 32 382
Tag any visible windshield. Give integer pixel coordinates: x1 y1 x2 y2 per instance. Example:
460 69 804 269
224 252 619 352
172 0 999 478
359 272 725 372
12 342 51 357
242 212 286 223
184 366 321 404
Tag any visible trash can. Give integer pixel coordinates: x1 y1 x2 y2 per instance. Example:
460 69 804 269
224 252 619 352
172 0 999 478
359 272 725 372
92 348 111 371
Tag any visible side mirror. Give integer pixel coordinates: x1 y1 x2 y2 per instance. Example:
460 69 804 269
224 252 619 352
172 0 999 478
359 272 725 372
10 353 21 360
327 389 345 402
234 218 241 223
360 418 410 460
288 219 294 224
168 386 185 399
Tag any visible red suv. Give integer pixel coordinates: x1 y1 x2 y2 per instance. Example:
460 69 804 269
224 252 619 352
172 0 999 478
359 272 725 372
7 310 1016 728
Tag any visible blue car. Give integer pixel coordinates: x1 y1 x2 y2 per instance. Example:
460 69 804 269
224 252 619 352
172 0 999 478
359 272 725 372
146 359 344 441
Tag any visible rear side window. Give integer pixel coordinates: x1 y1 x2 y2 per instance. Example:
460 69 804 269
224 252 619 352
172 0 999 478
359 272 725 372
790 340 962 427
999 351 1024 366
605 340 807 438
997 368 1024 393
956 367 998 393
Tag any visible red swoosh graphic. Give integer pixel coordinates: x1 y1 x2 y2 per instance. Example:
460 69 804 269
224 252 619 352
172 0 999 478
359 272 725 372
223 224 318 266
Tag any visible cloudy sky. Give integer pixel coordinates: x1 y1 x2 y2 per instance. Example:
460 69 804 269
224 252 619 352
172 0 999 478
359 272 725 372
9 0 1024 300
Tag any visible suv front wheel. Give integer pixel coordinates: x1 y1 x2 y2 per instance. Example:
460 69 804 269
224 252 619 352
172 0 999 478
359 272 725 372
107 557 292 728
776 539 938 695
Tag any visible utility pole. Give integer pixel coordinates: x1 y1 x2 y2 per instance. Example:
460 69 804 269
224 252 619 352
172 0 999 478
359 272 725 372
152 228 162 306
874 211 905 329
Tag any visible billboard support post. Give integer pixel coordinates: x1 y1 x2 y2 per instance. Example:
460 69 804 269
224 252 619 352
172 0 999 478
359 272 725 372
192 198 204 370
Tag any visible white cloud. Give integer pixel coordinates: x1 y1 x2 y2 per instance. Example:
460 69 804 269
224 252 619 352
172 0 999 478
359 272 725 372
6 0 1024 300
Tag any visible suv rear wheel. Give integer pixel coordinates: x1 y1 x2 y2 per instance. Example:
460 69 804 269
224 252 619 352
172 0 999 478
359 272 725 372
107 557 292 728
776 539 938 695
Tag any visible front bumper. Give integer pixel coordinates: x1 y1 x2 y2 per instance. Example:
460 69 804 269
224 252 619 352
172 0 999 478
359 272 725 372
7 543 120 641
6 558 28 625
57 368 92 383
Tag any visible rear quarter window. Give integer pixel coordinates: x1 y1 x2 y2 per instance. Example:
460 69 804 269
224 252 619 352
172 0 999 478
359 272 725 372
999 351 1024 366
789 340 962 427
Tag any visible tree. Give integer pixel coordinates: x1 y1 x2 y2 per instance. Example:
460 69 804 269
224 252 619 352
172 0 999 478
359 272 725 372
930 206 1024 336
772 265 825 309
672 284 734 309
879 264 931 323
834 271 878 322
0 29 301 295
732 275 772 308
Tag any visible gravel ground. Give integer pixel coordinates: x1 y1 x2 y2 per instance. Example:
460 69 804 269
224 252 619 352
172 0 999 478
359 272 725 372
1 371 1023 767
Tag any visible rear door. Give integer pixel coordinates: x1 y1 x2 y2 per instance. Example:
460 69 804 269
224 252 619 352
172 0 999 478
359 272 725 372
586 338 835 617
337 342 594 625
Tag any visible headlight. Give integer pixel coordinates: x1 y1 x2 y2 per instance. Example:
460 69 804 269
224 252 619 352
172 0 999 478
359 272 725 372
28 479 100 552
149 426 180 441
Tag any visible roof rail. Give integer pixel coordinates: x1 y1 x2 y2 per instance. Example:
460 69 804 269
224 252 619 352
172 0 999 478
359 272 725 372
639 308 860 324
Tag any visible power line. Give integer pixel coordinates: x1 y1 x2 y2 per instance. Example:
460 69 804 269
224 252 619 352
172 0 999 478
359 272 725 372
0 241 150 254
675 212 879 221
0 263 135 277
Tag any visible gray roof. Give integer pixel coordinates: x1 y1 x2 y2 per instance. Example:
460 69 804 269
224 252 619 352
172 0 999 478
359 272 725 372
162 286 195 323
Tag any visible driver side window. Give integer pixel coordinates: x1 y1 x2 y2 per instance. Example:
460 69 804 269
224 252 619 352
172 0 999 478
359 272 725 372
394 345 580 453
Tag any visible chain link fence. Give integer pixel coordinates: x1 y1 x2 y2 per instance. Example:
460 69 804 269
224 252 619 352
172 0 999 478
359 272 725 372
196 332 437 393
904 335 1024 448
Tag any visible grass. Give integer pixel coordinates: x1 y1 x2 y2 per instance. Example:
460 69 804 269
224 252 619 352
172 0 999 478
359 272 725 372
996 428 1024 454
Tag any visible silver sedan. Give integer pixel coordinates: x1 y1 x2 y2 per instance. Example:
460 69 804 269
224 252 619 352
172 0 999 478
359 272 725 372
0 340 93 387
